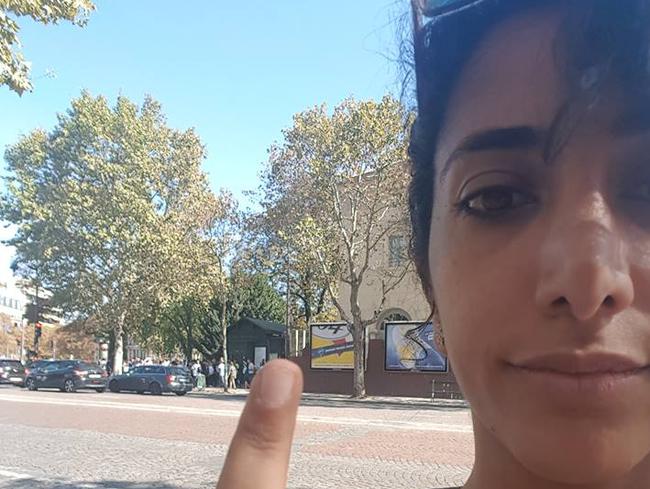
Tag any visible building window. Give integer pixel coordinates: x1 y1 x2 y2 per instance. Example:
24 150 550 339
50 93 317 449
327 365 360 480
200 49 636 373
378 308 411 332
388 234 407 267
385 311 409 322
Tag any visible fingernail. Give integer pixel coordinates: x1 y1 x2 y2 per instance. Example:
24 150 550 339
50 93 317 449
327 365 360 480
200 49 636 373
257 365 295 408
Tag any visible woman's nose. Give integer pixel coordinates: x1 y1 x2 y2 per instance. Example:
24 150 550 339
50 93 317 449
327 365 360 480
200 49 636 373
534 194 634 322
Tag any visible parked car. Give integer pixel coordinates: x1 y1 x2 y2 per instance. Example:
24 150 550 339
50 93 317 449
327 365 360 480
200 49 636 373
25 360 107 393
108 365 193 396
0 359 26 386
24 359 54 377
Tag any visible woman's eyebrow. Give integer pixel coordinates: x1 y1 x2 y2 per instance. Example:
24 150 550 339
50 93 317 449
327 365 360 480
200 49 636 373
440 126 543 182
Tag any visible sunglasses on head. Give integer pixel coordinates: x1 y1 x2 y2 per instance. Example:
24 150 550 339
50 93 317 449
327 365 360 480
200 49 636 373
422 0 487 17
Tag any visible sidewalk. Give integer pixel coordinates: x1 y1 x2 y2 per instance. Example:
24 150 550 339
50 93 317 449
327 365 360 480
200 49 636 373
190 386 469 410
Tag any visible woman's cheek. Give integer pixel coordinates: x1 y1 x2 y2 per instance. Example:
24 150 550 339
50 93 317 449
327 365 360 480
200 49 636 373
432 227 534 398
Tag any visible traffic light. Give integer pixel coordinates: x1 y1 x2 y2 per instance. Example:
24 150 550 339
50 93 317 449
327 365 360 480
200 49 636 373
33 322 43 352
25 303 38 323
25 300 49 324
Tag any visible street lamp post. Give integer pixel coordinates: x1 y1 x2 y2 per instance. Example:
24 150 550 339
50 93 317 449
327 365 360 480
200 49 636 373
285 266 292 355
20 318 25 362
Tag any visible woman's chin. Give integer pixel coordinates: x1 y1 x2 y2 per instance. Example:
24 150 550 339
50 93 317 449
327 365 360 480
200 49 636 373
504 420 650 485
469 366 650 484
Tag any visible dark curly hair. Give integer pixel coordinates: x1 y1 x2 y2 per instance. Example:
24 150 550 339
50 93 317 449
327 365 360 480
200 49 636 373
408 0 650 302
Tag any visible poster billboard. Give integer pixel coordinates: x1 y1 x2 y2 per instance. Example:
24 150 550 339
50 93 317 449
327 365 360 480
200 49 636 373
310 322 354 370
384 321 447 372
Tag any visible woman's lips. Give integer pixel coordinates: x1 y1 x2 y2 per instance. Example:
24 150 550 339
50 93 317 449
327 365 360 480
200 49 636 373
512 352 646 374
507 352 650 397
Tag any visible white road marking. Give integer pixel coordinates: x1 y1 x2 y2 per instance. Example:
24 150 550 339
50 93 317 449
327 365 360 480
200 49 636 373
0 393 473 433
0 468 30 479
0 467 122 488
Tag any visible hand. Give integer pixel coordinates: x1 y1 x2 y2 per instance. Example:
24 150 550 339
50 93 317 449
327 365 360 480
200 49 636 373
216 359 303 489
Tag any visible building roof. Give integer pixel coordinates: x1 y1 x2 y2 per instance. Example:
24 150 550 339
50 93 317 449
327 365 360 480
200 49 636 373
236 317 286 335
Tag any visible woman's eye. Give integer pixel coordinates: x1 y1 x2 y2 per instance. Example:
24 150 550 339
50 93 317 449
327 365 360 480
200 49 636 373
458 186 536 218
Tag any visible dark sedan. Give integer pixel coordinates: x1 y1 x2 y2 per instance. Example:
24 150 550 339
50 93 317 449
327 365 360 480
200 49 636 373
25 360 107 393
0 359 26 386
108 365 193 396
24 359 54 377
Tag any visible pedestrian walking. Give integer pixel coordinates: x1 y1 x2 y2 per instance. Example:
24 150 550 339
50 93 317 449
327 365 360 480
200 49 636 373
246 359 255 388
228 361 237 390
218 358 226 390
191 360 205 391
240 359 247 388
191 360 201 380
237 359 246 388
208 362 215 387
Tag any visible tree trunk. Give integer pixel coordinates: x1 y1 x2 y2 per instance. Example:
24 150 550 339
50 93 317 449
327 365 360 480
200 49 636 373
186 319 194 364
221 296 229 393
352 318 366 398
112 312 126 375
20 321 25 362
113 330 124 375
350 280 366 398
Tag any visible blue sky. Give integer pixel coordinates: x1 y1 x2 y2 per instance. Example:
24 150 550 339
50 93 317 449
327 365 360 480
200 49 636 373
0 0 410 211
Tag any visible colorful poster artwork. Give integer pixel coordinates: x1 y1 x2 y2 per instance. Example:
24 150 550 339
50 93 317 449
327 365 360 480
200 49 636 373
385 322 447 372
310 323 354 369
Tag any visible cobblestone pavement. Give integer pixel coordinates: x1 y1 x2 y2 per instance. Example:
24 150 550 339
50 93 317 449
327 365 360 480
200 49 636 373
0 385 473 489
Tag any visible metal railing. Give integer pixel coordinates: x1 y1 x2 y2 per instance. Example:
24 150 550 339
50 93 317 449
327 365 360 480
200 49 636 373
431 379 464 400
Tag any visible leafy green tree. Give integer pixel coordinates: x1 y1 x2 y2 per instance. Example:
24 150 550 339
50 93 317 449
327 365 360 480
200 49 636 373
1 92 222 373
257 96 414 397
141 297 206 362
202 272 285 365
213 272 286 326
141 272 285 362
194 300 223 359
1 0 95 94
241 211 332 330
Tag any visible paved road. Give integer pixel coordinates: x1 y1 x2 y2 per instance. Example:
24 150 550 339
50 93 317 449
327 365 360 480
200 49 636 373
0 384 474 489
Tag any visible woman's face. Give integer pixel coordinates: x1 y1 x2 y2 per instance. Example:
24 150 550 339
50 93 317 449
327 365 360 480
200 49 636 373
430 7 650 485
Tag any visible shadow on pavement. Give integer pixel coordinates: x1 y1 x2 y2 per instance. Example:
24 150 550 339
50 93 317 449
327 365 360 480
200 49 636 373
2 382 467 411
1 477 186 489
0 385 102 395
299 394 468 412
187 389 468 412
